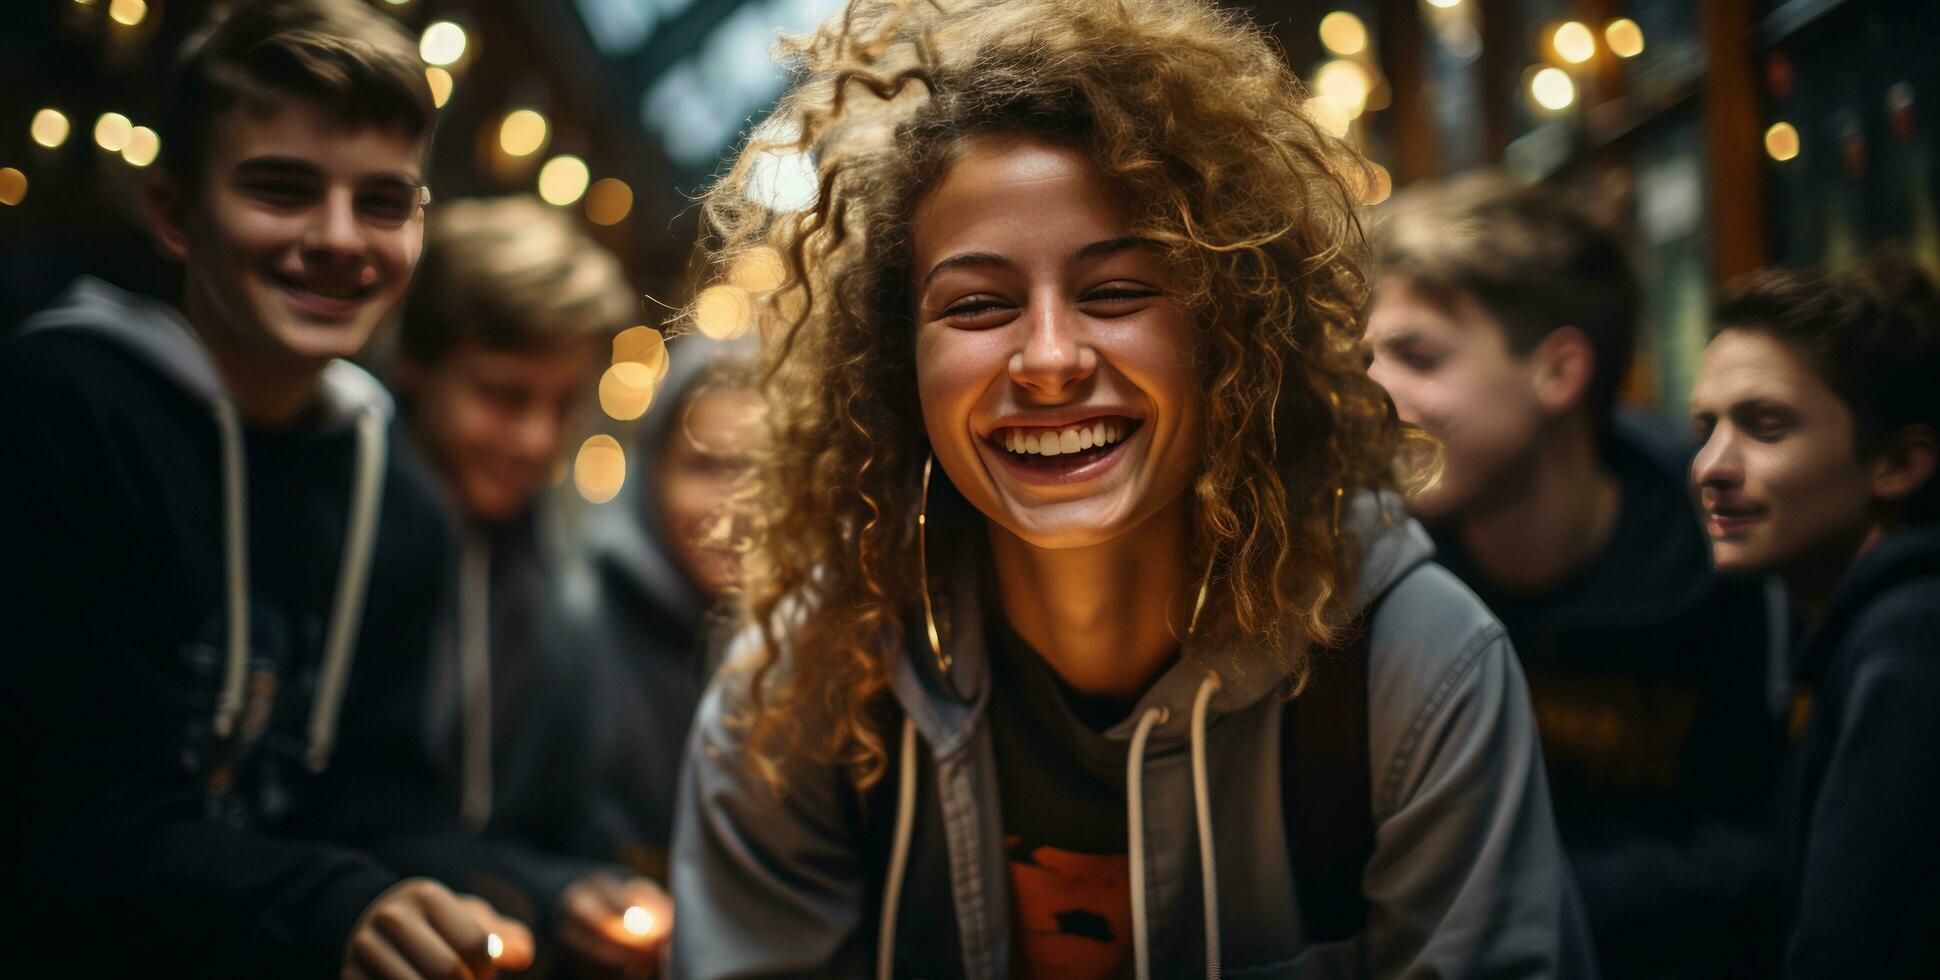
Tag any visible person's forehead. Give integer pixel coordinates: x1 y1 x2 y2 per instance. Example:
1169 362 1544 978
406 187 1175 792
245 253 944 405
1694 329 1831 407
1369 278 1496 341
914 139 1126 257
208 98 425 179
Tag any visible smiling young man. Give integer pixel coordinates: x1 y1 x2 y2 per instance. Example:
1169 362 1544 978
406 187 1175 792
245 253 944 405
1691 260 1940 979
382 195 677 975
1367 176 1784 979
1 2 534 976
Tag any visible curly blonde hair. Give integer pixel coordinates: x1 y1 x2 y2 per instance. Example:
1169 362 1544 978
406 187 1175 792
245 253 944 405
689 0 1432 791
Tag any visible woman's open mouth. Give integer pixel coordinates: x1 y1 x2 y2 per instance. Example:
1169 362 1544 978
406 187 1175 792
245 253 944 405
985 416 1142 483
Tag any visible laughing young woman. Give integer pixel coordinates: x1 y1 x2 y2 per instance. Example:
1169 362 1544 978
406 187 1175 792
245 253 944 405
669 1 1593 977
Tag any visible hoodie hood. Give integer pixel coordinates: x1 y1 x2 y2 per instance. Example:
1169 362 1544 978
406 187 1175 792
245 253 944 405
1796 523 1940 684
577 333 759 631
19 277 394 427
888 489 1434 755
21 276 393 773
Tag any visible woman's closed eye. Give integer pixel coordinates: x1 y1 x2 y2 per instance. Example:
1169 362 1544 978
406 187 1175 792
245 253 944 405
1079 283 1163 313
933 294 1017 327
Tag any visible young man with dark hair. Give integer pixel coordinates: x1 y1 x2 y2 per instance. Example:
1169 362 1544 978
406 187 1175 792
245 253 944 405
385 194 673 975
1 2 533 975
1692 258 1940 979
1367 175 1784 979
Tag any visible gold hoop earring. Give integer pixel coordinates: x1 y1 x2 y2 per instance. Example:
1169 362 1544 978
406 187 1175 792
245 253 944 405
919 454 952 679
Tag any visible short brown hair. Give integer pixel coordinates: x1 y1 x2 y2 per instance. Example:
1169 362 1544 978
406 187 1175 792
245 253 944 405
164 0 435 187
401 195 637 363
1374 174 1639 418
1716 254 1940 523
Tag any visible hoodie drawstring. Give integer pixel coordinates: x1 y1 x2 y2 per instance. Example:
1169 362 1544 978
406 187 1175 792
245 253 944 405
1129 673 1225 980
458 531 494 830
876 714 920 980
211 398 251 739
205 400 388 771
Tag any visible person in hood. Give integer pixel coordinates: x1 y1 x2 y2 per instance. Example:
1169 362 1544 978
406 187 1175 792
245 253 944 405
669 1 1595 977
1366 175 1784 978
549 332 760 887
383 194 674 976
0 2 535 976
1690 258 1940 979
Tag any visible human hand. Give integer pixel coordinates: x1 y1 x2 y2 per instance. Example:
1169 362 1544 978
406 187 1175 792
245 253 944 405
342 877 536 979
555 871 673 979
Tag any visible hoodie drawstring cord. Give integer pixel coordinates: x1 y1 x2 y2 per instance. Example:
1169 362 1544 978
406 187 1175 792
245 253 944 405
1129 673 1225 980
208 403 387 773
1127 702 1166 980
211 398 250 739
305 406 387 772
1190 673 1223 980
876 714 920 980
458 531 494 830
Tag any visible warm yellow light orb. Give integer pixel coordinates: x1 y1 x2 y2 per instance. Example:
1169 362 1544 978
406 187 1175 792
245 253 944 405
1314 59 1373 118
1530 67 1576 111
122 126 160 167
693 285 753 340
1765 121 1801 162
420 22 467 67
31 109 71 149
729 247 787 292
622 905 656 937
425 67 454 108
499 109 548 157
1318 12 1368 57
94 112 133 152
1303 97 1351 139
537 155 590 206
598 362 655 421
108 0 147 27
1553 21 1596 65
612 326 668 373
574 435 627 503
585 178 633 225
1605 19 1644 59
0 168 27 207
1362 163 1393 206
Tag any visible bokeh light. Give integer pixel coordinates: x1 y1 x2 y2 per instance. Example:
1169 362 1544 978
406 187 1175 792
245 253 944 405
1765 121 1801 162
1530 67 1576 112
0 168 27 207
693 284 753 340
1553 22 1596 65
729 247 787 292
598 362 655 420
108 0 146 27
122 126 159 167
622 906 656 937
537 155 590 206
612 325 668 374
584 178 633 225
93 113 133 152
1605 19 1645 59
574 435 626 504
1303 97 1352 138
485 933 504 960
1314 59 1373 118
1318 12 1368 57
1426 0 1461 8
31 109 71 149
425 67 454 108
420 22 467 67
1361 163 1393 205
499 109 548 157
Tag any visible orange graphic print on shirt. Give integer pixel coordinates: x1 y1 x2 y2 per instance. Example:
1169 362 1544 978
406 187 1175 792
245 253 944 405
1007 835 1131 980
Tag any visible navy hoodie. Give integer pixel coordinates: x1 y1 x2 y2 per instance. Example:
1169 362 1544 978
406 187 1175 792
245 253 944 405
2 279 471 977
1781 523 1940 978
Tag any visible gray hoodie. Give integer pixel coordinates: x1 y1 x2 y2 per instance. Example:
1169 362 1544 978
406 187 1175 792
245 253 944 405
671 493 1596 979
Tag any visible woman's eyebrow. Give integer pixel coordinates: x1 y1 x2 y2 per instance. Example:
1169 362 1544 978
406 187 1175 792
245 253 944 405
1073 236 1155 261
920 251 1013 292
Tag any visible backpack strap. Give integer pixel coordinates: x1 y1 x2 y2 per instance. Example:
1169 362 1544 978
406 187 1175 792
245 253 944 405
1280 616 1375 944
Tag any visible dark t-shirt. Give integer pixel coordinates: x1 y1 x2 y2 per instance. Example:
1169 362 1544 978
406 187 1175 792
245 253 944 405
987 614 1137 980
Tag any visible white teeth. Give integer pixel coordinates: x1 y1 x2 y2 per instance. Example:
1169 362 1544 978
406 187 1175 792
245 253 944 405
998 420 1131 457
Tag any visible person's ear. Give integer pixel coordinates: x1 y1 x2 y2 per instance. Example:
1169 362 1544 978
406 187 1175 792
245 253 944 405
142 172 191 263
1532 326 1598 416
1872 424 1939 505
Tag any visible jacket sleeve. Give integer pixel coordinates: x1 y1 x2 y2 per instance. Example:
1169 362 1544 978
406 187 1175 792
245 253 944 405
1784 646 1940 979
668 664 873 979
1 341 400 977
1361 596 1599 980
